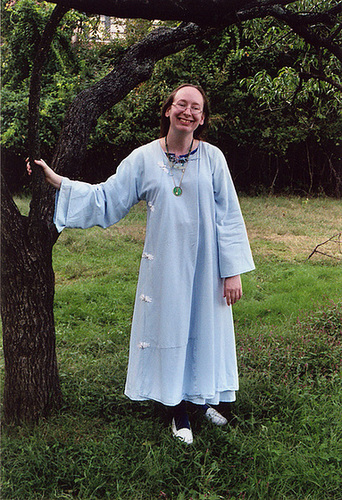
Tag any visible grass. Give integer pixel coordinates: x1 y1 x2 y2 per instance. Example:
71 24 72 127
1 195 342 500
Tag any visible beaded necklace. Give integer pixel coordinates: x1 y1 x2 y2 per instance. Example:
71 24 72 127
165 136 194 196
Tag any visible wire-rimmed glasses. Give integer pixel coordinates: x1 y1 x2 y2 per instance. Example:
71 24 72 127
172 102 203 115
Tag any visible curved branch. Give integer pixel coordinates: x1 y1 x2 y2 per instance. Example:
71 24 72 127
38 22 216 222
51 0 299 26
56 22 215 171
300 71 342 92
268 5 342 63
36 0 342 67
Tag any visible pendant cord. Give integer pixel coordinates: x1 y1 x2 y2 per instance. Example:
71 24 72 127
165 136 194 164
165 136 194 196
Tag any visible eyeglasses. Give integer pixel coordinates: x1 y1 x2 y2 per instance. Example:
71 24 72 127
172 102 203 115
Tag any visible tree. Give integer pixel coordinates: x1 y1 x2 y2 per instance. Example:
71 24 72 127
2 2 341 192
1 0 341 424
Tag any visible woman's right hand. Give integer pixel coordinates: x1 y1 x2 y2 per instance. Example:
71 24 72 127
26 158 62 190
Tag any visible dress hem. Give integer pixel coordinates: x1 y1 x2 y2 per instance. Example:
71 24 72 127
124 389 237 406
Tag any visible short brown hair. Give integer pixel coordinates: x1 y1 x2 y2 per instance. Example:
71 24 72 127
160 84 210 139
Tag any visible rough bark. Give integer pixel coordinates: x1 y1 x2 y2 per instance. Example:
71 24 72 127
1 5 69 424
1 176 62 424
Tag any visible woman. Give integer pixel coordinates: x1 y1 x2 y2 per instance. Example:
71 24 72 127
27 84 255 444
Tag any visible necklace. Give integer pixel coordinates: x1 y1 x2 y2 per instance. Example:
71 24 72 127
165 136 194 196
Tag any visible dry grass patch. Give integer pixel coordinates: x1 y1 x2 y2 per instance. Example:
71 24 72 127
241 196 342 261
109 224 146 242
15 195 342 261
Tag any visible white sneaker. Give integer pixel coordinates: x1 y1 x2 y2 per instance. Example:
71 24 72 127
204 406 228 426
171 418 193 444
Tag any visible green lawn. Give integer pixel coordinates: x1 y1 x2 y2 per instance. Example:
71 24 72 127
1 195 342 499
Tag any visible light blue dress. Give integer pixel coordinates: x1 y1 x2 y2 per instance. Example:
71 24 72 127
54 139 255 406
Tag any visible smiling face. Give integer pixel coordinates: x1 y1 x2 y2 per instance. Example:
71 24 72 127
165 86 205 137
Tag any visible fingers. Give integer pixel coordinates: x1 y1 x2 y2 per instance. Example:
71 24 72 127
224 288 242 306
223 275 242 306
25 158 49 176
33 159 48 169
25 157 32 175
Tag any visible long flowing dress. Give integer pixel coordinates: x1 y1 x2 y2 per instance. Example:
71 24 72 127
54 139 255 406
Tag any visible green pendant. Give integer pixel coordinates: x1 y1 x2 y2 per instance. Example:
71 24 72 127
173 186 182 196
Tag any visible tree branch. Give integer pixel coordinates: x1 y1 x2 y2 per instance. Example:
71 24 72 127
50 0 299 26
307 233 342 260
300 71 342 92
49 0 342 66
38 22 216 223
268 5 342 64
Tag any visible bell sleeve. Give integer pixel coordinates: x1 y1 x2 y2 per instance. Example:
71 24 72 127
54 154 141 233
212 147 255 278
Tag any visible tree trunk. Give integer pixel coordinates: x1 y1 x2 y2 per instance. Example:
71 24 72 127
1 20 213 424
0 4 67 425
1 178 62 424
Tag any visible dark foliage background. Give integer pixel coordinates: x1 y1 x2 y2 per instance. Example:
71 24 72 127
1 0 341 196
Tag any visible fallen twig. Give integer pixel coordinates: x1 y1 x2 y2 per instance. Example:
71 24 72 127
307 233 342 260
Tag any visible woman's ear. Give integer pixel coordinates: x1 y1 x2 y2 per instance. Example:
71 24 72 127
199 113 205 126
165 106 171 118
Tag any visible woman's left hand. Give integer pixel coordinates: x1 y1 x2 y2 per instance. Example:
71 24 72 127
224 275 242 306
